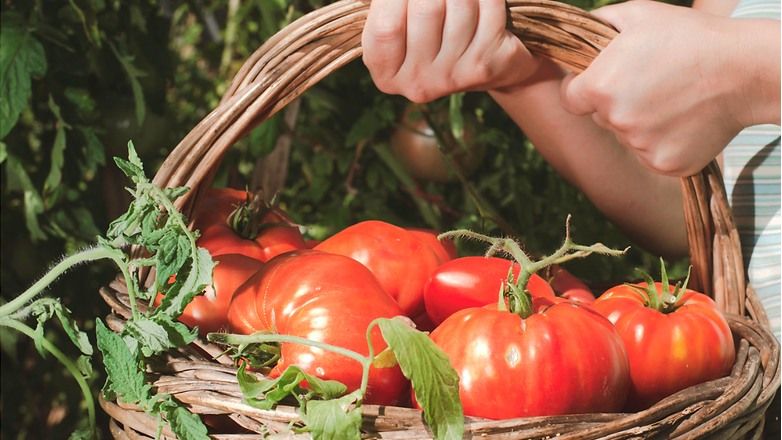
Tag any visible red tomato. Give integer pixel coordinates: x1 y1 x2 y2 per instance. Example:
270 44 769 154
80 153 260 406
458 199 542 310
156 254 262 336
592 282 735 410
430 298 630 419
423 256 556 325
192 188 306 261
314 220 441 318
227 250 408 405
406 228 458 263
549 265 595 304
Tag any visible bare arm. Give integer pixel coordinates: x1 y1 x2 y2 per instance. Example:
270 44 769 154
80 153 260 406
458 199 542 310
488 64 688 257
361 0 779 258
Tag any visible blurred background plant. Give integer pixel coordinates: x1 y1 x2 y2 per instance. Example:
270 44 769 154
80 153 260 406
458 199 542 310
0 0 688 437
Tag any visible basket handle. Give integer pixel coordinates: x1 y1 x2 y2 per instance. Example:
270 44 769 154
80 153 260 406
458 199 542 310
150 0 755 321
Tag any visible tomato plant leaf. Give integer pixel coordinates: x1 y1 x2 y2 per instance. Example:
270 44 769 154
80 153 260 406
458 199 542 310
156 395 210 440
44 96 70 196
49 300 93 357
237 363 347 410
5 154 46 240
77 127 105 180
371 347 398 368
177 247 215 309
96 319 150 404
122 316 197 358
0 13 47 139
301 392 362 440
108 41 146 125
114 141 145 182
375 318 463 440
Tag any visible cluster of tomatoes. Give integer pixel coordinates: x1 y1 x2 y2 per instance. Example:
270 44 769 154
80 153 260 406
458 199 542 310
166 188 737 418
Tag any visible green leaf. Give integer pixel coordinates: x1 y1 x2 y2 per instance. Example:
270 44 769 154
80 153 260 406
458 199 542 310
44 96 69 195
176 247 215 312
114 141 145 181
0 141 7 163
78 126 105 180
159 397 210 440
0 13 47 139
301 392 362 440
96 319 150 404
376 318 463 440
108 42 146 125
164 186 189 203
53 303 93 356
122 316 197 358
68 426 94 440
5 153 46 240
67 0 102 46
237 363 347 410
65 87 97 115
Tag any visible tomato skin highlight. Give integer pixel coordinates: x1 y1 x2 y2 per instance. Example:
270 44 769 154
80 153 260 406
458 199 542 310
592 282 736 410
423 256 555 325
192 188 307 261
314 220 442 318
227 250 408 405
430 298 630 419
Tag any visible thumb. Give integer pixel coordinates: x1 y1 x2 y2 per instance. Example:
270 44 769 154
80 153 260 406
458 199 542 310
560 73 595 116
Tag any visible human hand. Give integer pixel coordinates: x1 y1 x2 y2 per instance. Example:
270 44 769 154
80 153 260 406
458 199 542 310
560 0 754 176
361 0 541 103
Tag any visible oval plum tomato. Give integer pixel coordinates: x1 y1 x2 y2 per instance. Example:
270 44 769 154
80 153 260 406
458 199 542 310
423 256 555 326
192 188 306 261
226 250 408 406
156 254 262 336
548 265 595 304
429 298 630 419
314 220 442 318
592 281 735 410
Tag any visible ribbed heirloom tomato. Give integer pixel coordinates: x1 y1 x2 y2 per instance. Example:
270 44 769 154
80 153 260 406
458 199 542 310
226 250 408 405
314 220 442 319
592 279 736 410
423 256 555 325
192 188 306 261
430 296 630 419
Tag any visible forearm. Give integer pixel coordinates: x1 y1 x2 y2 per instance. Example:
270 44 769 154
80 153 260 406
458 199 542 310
731 19 780 126
489 61 689 258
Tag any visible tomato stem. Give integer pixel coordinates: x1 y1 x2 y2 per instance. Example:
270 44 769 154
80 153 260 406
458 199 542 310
440 215 627 318
633 259 694 314
0 318 96 437
0 247 126 318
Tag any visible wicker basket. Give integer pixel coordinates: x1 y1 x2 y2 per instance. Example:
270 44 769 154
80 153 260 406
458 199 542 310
98 0 780 438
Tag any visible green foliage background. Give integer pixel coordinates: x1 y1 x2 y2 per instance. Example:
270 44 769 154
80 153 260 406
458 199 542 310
1 0 688 437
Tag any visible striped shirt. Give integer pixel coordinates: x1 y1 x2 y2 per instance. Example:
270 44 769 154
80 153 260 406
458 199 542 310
722 0 780 339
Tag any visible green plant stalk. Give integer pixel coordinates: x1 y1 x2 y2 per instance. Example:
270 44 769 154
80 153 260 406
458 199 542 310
418 104 519 238
0 318 96 435
0 246 126 318
440 216 627 318
373 143 442 230
209 332 373 397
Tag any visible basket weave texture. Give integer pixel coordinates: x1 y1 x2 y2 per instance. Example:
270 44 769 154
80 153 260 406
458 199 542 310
99 0 780 438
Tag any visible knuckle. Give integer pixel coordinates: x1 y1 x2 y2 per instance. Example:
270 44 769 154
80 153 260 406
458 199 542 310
410 0 445 19
367 17 405 44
